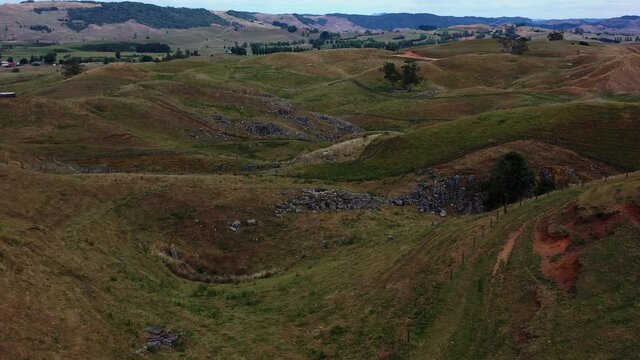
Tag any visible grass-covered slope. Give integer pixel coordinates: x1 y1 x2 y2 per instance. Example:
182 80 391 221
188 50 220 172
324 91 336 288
299 100 640 180
1 165 638 359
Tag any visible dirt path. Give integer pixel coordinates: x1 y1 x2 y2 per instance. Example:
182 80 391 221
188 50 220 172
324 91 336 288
493 222 529 275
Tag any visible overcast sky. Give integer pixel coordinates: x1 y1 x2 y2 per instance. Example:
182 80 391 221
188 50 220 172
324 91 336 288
2 0 639 18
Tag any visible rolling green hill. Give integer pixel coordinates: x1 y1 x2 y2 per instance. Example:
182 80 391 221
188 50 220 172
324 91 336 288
1 38 639 359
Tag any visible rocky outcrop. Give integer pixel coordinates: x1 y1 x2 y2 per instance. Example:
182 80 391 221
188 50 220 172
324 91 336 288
276 188 383 214
391 173 486 214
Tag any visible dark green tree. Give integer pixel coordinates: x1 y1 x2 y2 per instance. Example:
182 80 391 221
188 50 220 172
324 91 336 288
382 62 401 89
61 58 82 78
547 31 564 41
499 37 529 55
115 51 121 59
401 60 422 91
483 151 535 209
19 58 28 65
43 52 57 64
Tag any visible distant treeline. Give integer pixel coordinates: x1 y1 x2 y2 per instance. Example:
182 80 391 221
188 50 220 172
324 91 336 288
75 42 171 53
250 41 310 55
66 2 229 31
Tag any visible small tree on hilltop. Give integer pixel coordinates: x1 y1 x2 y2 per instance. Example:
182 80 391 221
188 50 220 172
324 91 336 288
483 151 535 210
548 31 564 41
115 51 121 59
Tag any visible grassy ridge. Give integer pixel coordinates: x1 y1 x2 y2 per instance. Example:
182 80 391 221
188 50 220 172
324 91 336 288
299 101 640 180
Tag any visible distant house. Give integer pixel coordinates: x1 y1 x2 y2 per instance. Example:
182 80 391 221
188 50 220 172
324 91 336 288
0 92 17 98
1 61 16 68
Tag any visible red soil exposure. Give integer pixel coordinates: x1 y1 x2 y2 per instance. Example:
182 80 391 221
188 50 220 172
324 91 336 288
534 220 579 293
534 202 640 293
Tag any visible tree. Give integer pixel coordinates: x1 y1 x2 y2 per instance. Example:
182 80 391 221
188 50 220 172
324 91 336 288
7 56 13 63
43 52 57 64
382 62 401 89
382 60 423 91
287 25 298 33
483 152 535 209
319 31 333 40
499 37 529 55
115 51 121 59
19 58 28 65
401 60 422 91
61 58 82 78
548 31 564 41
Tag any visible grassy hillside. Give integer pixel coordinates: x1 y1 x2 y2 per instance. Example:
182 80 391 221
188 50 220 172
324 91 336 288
1 165 638 359
1 39 639 359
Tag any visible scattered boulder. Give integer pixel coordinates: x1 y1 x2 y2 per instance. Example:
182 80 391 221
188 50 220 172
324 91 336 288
145 327 180 350
391 172 486 215
246 219 257 226
276 188 383 214
229 220 241 231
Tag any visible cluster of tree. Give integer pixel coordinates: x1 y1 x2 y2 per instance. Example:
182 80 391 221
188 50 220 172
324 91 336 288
75 42 170 53
270 21 297 33
136 43 171 53
229 45 247 55
29 25 52 33
438 30 474 42
499 37 530 55
547 31 565 41
495 27 530 55
418 25 437 31
293 14 316 26
226 10 256 22
66 2 229 31
162 48 199 61
381 60 423 91
33 6 58 14
250 43 310 55
591 37 622 43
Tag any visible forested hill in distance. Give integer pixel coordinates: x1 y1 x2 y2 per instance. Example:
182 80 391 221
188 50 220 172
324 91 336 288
1 0 640 39
328 13 532 30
